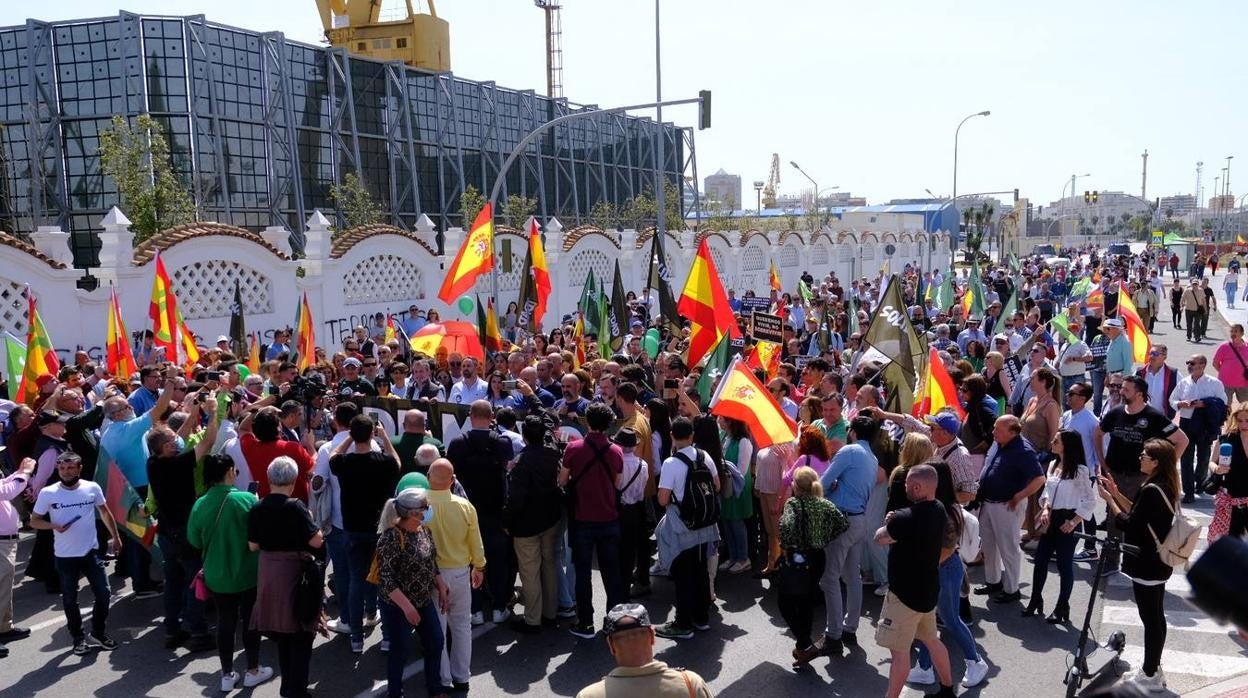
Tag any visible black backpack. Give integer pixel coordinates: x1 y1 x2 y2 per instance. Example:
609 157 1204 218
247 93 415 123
673 448 720 530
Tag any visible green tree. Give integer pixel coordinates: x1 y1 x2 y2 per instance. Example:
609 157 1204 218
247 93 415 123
458 184 486 227
588 200 619 230
98 113 195 243
782 213 798 232
621 192 656 230
501 193 537 230
328 171 384 234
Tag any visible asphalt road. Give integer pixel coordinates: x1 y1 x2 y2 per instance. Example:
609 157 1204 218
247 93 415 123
2 285 1247 697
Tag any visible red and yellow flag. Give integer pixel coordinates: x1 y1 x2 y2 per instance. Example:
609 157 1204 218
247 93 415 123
17 290 59 406
478 296 504 353
913 346 966 419
438 203 495 304
384 315 399 344
246 332 261 374
148 254 179 362
1085 286 1104 309
678 239 742 369
744 339 781 380
1117 283 1151 365
106 288 137 380
176 309 200 370
709 356 798 448
294 292 316 372
769 260 781 293
528 217 552 328
571 312 586 370
960 284 976 317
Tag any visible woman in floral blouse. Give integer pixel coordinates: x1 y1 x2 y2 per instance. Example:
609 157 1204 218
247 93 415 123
375 488 451 698
777 466 845 668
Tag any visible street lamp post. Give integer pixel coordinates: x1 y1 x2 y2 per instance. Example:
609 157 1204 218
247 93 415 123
1053 173 1091 245
789 161 837 226
951 110 990 266
753 180 764 216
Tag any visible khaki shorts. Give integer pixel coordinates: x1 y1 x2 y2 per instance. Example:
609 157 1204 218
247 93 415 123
874 591 937 652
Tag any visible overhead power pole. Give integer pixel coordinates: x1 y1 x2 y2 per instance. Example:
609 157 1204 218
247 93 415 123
1141 149 1148 201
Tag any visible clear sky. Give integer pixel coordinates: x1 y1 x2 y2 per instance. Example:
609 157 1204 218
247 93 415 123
12 0 1245 208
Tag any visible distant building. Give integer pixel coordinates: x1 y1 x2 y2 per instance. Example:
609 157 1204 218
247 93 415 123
1159 194 1196 217
1041 191 1150 234
705 169 742 209
775 191 861 209
1209 194 1236 212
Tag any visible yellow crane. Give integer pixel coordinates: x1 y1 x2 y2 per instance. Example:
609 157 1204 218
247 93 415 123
314 0 451 72
762 153 780 208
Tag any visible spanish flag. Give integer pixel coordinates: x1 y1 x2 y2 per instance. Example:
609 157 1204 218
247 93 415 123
384 315 402 344
528 217 552 329
769 260 781 293
294 292 316 371
106 287 137 380
709 355 798 448
913 346 966 419
1116 283 1151 364
1085 286 1104 309
744 339 781 379
17 290 59 406
148 253 179 361
570 312 586 369
246 333 261 374
438 203 494 304
477 295 504 353
961 285 975 317
1238 234 1247 245
678 239 742 369
176 308 200 370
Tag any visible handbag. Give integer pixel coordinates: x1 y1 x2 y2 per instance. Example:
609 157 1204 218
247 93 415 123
190 494 230 602
775 499 814 597
294 553 326 624
366 528 407 586
1229 343 1248 382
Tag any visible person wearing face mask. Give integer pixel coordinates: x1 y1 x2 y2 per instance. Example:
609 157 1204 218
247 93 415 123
146 394 220 652
30 451 124 656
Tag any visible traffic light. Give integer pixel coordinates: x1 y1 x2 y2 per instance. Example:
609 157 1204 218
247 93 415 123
1092 190 1099 203
698 90 712 130
1084 191 1091 204
1013 188 1019 202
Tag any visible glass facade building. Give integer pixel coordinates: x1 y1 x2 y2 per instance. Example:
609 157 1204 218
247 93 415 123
0 12 694 266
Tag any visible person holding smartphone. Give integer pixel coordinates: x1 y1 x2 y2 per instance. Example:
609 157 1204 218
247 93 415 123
30 451 123 656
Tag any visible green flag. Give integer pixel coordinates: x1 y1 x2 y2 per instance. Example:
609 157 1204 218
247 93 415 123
598 291 611 359
1001 273 1023 320
967 261 988 318
860 275 927 410
798 278 814 304
578 269 599 336
4 331 25 393
935 274 956 311
846 303 859 336
696 333 735 407
1048 313 1081 344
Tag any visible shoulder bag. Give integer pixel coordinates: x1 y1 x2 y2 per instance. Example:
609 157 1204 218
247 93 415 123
1144 484 1202 568
190 494 230 601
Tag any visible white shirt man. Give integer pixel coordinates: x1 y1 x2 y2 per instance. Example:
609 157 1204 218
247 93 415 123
1060 384 1100 474
1169 356 1225 420
448 359 489 405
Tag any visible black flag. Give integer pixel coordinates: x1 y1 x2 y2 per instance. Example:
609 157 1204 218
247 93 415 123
228 280 247 358
647 229 680 333
860 274 927 411
609 259 631 352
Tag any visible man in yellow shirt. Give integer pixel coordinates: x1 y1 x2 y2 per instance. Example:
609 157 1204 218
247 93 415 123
426 459 485 692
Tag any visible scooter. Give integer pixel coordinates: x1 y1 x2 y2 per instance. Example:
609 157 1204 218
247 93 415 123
1063 532 1133 697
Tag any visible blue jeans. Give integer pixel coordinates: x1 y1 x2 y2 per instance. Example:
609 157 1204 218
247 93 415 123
571 520 624 627
556 521 575 609
721 518 748 563
55 551 111 640
1091 370 1106 416
1228 285 1238 306
380 599 446 697
156 527 206 635
1030 515 1077 609
346 531 379 643
916 555 980 669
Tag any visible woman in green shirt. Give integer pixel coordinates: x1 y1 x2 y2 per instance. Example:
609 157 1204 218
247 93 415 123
188 454 270 692
779 466 845 668
718 418 755 575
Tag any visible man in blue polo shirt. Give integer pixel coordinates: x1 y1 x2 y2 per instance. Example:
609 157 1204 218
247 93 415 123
818 416 880 656
973 415 1044 605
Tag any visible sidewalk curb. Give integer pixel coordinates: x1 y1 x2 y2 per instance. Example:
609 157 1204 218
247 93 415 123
1184 674 1248 698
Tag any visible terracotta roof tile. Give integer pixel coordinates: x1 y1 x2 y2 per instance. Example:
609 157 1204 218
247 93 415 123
739 230 768 246
132 222 292 265
330 224 436 259
778 231 806 245
561 225 620 252
0 232 66 269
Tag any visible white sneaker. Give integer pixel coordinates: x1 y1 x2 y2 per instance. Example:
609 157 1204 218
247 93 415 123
963 658 989 687
875 584 890 597
907 665 935 684
326 618 353 635
242 666 274 688
1128 667 1167 693
492 608 511 624
470 611 485 626
220 672 238 693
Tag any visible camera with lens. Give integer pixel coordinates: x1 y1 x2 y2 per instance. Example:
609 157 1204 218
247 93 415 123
288 375 326 403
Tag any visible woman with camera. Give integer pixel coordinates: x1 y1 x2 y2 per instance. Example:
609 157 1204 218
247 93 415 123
1023 430 1096 624
1097 438 1180 692
1209 405 1248 542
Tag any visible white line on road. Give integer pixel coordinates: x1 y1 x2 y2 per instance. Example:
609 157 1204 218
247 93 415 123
29 590 135 632
1120 646 1248 679
1101 606 1232 635
1105 572 1192 595
351 622 496 698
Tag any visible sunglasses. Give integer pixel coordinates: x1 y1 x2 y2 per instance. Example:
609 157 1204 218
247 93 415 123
1186 361 1199 367
1108 384 1122 390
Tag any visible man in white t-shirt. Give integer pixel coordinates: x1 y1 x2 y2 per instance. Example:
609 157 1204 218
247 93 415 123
30 450 123 656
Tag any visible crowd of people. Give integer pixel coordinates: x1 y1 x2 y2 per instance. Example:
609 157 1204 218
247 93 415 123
0 242 1244 698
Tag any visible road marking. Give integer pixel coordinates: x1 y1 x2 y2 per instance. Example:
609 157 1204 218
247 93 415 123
1119 646 1248 679
29 590 135 632
1105 572 1191 595
351 622 496 698
1101 606 1231 635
